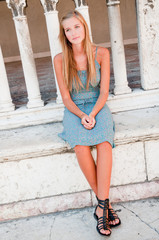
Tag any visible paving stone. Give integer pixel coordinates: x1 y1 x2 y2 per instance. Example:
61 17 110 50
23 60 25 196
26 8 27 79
0 198 158 240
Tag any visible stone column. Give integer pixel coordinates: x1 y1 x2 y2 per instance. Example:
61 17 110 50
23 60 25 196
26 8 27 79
74 0 93 41
106 0 131 95
0 46 15 112
6 0 44 109
40 0 62 104
136 0 159 90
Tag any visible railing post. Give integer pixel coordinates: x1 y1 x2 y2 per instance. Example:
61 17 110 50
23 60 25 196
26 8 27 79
136 0 159 90
106 0 131 95
0 46 15 112
6 0 44 109
73 0 93 42
40 0 62 104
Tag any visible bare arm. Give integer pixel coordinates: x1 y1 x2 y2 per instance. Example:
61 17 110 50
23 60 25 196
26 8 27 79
89 47 110 118
54 53 92 128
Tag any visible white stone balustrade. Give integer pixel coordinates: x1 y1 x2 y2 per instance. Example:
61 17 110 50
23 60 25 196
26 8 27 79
136 0 159 90
0 0 158 114
74 0 93 42
0 46 15 112
40 0 62 104
106 0 131 95
6 0 44 109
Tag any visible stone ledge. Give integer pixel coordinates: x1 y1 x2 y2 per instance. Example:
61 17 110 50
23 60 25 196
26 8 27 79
0 181 158 222
0 142 147 205
0 106 159 163
0 89 159 131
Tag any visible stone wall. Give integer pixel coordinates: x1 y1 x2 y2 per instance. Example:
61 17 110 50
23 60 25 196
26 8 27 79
0 107 159 221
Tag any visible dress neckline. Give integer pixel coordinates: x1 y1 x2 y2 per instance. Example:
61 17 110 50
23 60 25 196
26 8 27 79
77 59 100 73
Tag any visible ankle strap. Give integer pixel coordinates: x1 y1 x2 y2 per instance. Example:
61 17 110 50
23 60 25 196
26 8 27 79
98 198 109 210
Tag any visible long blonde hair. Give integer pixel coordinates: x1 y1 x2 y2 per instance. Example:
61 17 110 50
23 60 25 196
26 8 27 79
59 10 96 92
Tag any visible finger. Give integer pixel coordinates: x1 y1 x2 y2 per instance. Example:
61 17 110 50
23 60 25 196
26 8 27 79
83 125 92 130
83 119 91 126
83 125 93 130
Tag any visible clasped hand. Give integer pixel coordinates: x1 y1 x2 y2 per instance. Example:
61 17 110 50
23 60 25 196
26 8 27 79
81 114 96 130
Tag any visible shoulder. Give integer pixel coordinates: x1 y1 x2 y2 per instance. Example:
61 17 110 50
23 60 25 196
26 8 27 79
95 46 109 64
97 46 109 58
54 52 63 64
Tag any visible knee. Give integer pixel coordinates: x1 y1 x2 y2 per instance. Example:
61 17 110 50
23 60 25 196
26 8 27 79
74 145 90 154
97 141 112 150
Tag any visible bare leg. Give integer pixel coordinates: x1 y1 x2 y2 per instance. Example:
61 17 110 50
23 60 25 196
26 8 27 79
74 143 119 229
96 141 120 226
96 141 112 199
74 145 97 195
95 141 112 235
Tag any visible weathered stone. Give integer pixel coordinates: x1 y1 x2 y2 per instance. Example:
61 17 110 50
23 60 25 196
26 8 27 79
40 0 62 104
0 181 158 221
145 140 159 181
40 0 59 13
0 46 15 112
0 191 92 221
111 142 146 186
6 0 26 17
6 1 44 109
136 0 159 89
0 107 158 221
0 152 90 205
106 0 131 95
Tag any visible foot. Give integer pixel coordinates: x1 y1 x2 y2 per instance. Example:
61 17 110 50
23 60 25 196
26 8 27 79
95 204 111 236
108 203 121 227
96 196 121 227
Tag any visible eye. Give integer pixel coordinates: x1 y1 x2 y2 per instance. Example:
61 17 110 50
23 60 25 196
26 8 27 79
75 25 80 28
65 29 70 32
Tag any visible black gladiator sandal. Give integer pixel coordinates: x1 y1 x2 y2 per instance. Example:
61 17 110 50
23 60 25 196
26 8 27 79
94 198 111 236
96 196 121 228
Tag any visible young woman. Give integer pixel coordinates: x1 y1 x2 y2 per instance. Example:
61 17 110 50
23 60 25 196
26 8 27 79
54 10 121 236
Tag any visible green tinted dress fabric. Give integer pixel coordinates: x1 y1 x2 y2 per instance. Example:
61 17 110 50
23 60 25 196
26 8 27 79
59 48 115 148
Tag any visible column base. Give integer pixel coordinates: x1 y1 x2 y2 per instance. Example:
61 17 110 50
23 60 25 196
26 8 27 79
0 102 15 113
27 99 44 109
114 85 132 95
141 84 159 91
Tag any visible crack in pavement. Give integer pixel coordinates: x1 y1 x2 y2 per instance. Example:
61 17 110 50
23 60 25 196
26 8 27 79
119 203 159 235
49 216 56 240
150 218 159 224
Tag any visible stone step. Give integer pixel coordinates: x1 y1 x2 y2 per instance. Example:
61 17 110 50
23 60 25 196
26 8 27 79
0 107 159 221
0 106 159 162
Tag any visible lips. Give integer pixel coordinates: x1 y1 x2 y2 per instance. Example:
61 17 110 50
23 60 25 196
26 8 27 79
72 36 80 40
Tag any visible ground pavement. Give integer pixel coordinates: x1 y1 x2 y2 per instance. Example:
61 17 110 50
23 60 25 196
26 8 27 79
0 197 159 240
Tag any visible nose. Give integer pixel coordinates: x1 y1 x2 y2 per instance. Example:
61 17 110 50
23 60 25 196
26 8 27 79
71 30 76 37
71 28 78 37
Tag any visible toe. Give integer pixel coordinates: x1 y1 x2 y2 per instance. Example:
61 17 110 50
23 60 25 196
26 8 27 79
100 229 106 235
100 229 111 236
115 219 119 224
113 220 116 225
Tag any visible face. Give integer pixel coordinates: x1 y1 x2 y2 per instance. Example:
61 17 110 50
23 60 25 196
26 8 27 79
62 16 85 45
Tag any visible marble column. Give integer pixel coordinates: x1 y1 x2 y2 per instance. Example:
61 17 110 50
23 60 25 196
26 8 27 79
136 0 159 90
106 0 131 95
40 0 62 104
0 46 15 112
6 0 44 109
74 0 93 41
